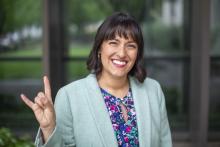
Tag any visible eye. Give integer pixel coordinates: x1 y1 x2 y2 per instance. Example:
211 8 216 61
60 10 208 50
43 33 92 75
127 44 137 49
108 41 118 45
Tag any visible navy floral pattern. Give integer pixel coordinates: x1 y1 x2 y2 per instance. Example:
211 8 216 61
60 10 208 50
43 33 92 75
100 87 139 147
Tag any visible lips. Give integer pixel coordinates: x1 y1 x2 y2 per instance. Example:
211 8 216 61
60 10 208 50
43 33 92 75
112 59 127 67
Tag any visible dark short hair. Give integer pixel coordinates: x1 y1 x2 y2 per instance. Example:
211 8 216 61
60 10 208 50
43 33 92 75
87 12 146 83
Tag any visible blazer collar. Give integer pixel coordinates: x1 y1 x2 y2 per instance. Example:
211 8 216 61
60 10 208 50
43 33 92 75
85 74 118 147
129 77 151 147
85 74 151 147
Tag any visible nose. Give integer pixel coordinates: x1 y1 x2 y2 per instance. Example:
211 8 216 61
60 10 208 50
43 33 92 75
117 45 126 58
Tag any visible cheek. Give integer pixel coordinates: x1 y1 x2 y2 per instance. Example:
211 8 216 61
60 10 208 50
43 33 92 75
130 51 138 62
100 49 112 64
101 49 115 62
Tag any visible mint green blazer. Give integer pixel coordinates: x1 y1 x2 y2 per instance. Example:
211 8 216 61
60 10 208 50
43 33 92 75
35 74 172 147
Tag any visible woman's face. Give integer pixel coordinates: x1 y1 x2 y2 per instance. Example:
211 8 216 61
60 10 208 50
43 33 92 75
99 35 138 79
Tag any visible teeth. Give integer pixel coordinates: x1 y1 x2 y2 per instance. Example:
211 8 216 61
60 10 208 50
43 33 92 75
112 60 126 65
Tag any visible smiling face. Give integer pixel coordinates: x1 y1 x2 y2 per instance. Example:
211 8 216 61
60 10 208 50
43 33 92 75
99 35 138 79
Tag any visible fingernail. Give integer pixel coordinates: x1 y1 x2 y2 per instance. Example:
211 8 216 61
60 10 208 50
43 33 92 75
20 94 24 98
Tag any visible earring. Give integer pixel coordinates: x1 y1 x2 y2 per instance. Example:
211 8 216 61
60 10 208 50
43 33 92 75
98 53 101 59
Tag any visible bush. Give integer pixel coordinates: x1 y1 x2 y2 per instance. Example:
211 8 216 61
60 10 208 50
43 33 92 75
0 128 34 147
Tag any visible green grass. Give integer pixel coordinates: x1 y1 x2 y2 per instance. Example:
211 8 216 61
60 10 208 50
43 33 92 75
0 44 42 57
68 44 91 57
0 44 91 57
0 44 91 79
0 61 43 79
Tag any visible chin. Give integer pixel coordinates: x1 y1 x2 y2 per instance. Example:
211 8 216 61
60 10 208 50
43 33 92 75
111 72 128 79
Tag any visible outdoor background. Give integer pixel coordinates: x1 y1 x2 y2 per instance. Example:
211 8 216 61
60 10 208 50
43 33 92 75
0 0 219 146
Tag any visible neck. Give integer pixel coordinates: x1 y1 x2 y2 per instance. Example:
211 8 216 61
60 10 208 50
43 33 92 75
97 73 129 91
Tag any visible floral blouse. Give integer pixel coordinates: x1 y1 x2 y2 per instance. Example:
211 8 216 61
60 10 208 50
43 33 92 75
100 87 139 147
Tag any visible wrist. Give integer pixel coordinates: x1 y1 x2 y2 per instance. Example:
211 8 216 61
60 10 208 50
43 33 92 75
41 124 56 143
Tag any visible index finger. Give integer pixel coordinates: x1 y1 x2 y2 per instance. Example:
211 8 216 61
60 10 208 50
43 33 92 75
43 76 52 100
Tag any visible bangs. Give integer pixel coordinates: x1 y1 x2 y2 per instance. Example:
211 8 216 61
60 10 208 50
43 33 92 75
103 22 140 43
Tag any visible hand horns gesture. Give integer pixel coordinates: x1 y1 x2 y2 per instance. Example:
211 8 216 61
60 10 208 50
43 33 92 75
20 76 56 142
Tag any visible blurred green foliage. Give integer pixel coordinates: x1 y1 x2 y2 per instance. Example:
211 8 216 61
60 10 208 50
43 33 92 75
0 128 34 147
67 61 89 81
0 0 41 34
107 0 146 22
143 20 184 52
0 0 162 35
163 87 179 115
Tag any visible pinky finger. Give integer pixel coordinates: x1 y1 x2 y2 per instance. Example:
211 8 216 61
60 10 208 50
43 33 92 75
20 94 34 110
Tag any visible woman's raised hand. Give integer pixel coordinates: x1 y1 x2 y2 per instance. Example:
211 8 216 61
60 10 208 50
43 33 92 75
20 76 56 142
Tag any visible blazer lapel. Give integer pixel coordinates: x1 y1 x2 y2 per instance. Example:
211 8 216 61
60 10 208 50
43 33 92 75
130 77 151 147
84 74 118 147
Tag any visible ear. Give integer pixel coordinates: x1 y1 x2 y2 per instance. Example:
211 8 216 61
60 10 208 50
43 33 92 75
98 47 102 56
98 52 101 59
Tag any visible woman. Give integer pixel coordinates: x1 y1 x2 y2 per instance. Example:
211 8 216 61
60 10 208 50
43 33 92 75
21 12 172 147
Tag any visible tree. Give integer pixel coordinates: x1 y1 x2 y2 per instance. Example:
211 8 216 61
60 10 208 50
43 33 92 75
0 0 41 35
107 0 146 23
68 0 111 34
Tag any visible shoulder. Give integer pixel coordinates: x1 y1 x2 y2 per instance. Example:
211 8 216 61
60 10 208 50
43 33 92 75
60 74 95 92
143 77 165 108
55 74 97 99
62 77 87 91
54 74 96 104
143 77 163 96
144 77 164 98
131 76 164 104
143 77 163 98
131 76 162 92
143 77 161 89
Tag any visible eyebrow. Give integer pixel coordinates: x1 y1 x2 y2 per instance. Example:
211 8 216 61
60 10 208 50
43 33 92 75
125 40 138 45
110 38 137 44
109 38 119 42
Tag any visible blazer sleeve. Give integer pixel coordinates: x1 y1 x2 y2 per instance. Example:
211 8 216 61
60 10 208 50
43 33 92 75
35 87 76 147
157 84 172 147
